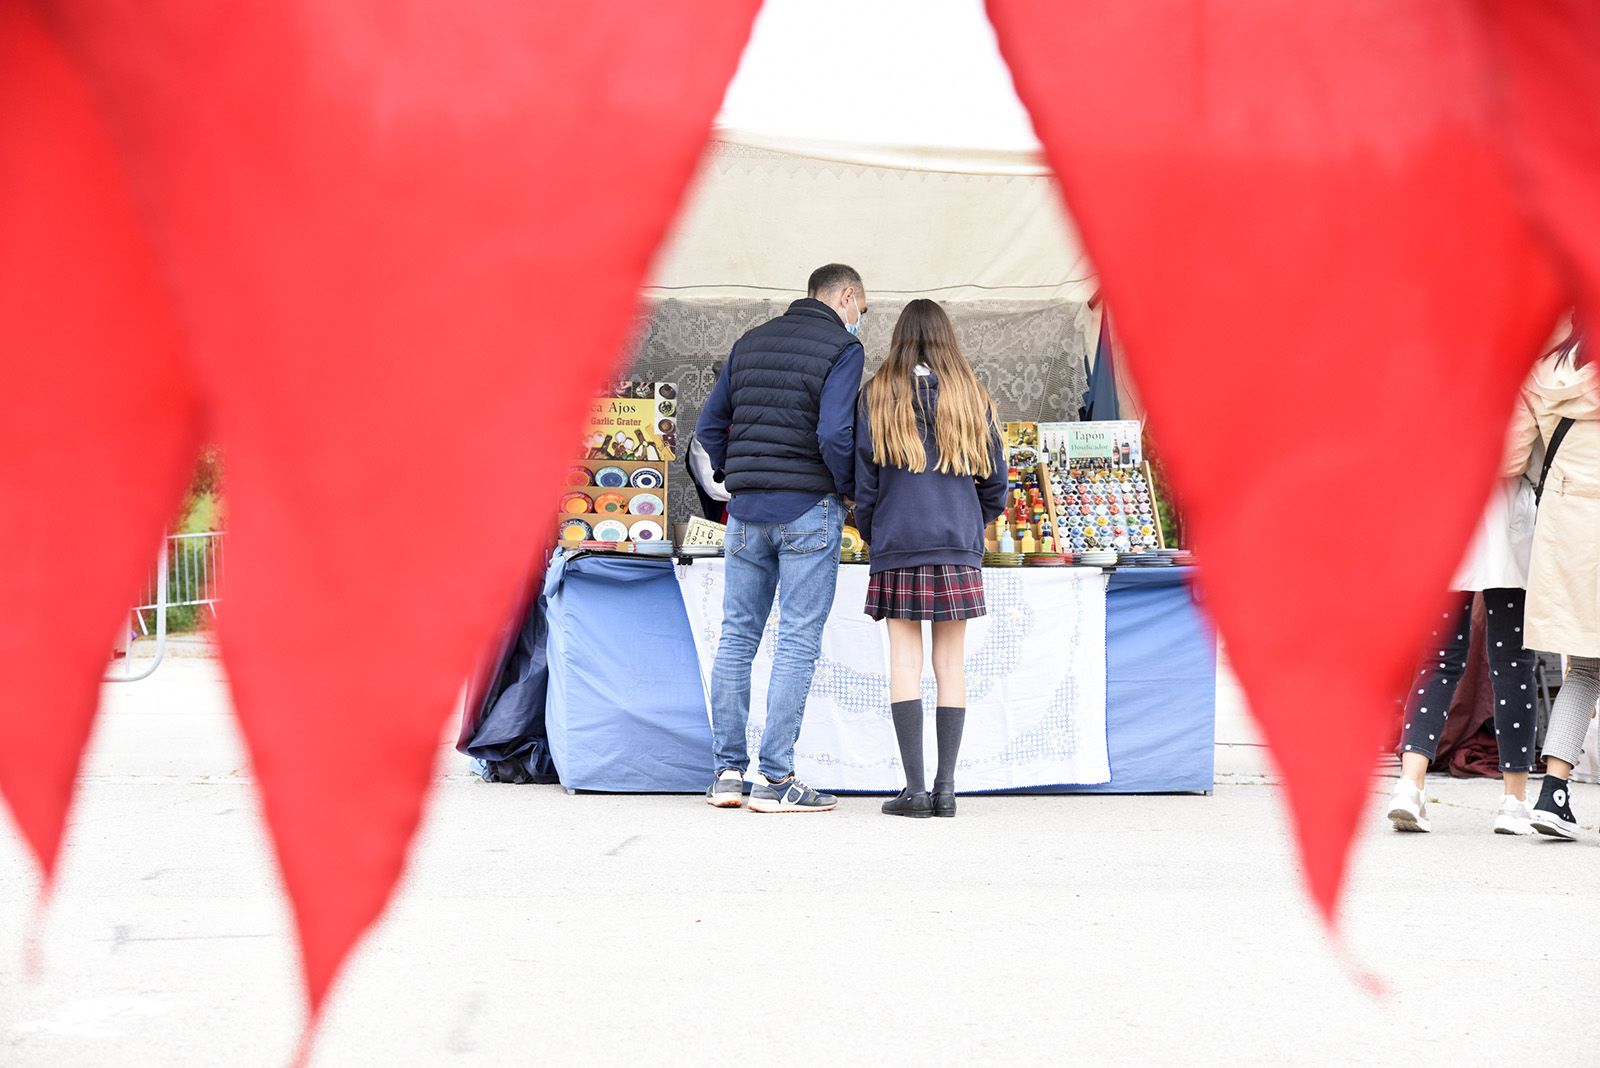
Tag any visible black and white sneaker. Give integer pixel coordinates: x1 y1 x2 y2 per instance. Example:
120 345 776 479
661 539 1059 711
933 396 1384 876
747 776 837 813
1531 777 1580 841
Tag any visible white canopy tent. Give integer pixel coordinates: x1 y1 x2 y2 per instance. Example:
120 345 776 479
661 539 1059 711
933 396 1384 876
645 128 1093 304
645 0 1091 302
622 0 1128 520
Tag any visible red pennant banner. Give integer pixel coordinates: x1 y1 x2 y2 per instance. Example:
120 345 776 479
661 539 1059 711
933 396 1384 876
1480 2 1600 319
2 0 761 1011
0 0 201 889
985 0 1567 922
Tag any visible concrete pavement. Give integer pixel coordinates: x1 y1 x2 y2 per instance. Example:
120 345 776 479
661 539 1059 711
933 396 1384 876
2 657 1595 1066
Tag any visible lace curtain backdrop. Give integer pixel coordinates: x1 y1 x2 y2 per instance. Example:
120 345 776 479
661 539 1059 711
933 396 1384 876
623 297 1093 523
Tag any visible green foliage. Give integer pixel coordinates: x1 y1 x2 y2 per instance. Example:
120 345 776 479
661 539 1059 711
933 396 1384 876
180 491 219 534
190 444 224 498
1143 434 1185 549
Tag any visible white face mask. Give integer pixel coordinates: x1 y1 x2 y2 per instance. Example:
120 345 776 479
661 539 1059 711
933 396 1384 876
843 293 862 337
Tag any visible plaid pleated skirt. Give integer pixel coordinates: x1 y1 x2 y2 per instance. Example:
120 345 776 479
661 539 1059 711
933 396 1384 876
864 564 988 622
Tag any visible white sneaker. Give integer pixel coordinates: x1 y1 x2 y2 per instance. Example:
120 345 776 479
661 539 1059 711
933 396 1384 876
1492 795 1535 836
1386 780 1431 833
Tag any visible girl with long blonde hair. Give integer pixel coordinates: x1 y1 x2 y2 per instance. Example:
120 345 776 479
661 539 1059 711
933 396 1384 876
854 299 1008 818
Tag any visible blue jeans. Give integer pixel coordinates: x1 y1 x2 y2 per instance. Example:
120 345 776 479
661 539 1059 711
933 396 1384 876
710 495 845 782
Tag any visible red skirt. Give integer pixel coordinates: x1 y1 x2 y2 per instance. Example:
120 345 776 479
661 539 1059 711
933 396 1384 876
864 564 987 622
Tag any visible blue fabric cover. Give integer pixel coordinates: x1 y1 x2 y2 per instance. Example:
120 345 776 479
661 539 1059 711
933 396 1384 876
468 556 1215 794
1062 567 1216 793
459 575 558 784
543 554 715 792
1080 311 1122 421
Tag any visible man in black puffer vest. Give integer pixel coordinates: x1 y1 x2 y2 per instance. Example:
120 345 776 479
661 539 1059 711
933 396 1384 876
695 264 866 812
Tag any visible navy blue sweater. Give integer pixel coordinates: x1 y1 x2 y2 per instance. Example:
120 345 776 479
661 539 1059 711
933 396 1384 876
854 369 1009 574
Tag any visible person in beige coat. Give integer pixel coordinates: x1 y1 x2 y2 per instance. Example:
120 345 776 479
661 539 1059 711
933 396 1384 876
1502 331 1599 839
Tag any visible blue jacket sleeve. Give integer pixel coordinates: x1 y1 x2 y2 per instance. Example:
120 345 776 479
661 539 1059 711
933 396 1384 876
853 395 878 543
977 421 1009 522
817 343 865 498
694 358 734 476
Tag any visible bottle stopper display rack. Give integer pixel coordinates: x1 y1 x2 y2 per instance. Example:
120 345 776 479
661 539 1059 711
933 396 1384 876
559 381 676 554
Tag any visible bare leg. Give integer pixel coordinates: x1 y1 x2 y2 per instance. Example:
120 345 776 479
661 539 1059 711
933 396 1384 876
1400 750 1429 790
886 618 924 703
1504 770 1528 802
930 620 967 707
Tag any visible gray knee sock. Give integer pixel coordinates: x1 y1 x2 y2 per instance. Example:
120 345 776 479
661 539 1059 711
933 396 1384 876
934 706 965 792
891 699 925 793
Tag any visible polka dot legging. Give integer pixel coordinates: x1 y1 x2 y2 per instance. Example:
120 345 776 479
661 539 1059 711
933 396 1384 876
1400 588 1538 772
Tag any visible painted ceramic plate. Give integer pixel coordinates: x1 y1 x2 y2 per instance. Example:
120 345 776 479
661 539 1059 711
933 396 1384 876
594 466 628 488
592 519 629 542
628 518 665 542
594 493 628 515
629 467 664 489
628 492 664 516
560 518 592 543
566 465 593 487
560 492 593 514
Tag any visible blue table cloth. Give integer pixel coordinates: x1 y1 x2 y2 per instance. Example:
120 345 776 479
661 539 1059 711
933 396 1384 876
463 556 1215 793
1065 567 1214 793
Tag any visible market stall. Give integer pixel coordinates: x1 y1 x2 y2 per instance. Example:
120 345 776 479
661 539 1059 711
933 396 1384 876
458 130 1213 794
462 369 1216 794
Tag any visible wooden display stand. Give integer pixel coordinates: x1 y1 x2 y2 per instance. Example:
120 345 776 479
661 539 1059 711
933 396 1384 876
559 382 676 551
1142 460 1168 550
996 420 1163 555
561 460 670 550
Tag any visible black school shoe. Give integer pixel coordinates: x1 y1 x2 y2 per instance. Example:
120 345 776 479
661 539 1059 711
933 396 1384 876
1531 776 1580 841
931 789 957 818
882 789 933 818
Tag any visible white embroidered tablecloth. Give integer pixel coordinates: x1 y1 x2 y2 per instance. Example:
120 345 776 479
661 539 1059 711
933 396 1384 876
675 561 1110 791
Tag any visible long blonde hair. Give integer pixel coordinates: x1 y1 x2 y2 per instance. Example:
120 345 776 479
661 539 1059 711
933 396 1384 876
864 299 997 477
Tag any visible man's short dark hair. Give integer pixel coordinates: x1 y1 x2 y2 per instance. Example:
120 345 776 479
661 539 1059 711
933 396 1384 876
807 263 863 298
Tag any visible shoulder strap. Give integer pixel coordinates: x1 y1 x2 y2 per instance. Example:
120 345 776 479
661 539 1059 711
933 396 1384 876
1535 417 1577 502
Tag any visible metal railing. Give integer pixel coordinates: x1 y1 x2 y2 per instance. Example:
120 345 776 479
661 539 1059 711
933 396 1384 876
107 531 224 682
135 531 224 632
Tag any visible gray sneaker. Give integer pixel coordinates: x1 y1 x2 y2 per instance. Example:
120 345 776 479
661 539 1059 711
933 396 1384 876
748 776 837 813
706 769 745 808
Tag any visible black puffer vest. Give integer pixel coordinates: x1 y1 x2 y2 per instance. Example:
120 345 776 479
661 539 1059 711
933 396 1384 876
723 298 856 495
